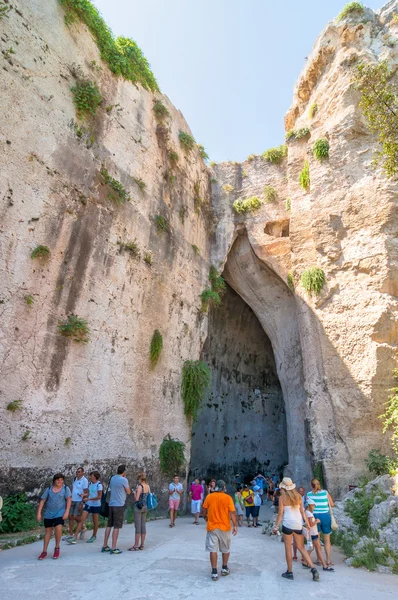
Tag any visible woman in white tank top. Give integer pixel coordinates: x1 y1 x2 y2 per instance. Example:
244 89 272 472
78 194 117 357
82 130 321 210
272 478 320 582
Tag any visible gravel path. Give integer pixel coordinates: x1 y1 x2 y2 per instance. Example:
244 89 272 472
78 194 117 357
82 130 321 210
0 504 396 599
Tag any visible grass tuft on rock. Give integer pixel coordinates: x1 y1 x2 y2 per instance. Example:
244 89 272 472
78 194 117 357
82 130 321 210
31 245 51 259
309 103 318 118
299 160 310 191
301 266 326 295
154 215 169 233
178 131 196 151
7 399 23 412
233 196 262 214
101 168 129 204
58 314 89 343
264 186 277 203
150 329 163 368
153 99 169 121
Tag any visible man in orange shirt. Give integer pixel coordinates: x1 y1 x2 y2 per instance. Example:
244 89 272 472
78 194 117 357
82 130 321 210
202 479 237 581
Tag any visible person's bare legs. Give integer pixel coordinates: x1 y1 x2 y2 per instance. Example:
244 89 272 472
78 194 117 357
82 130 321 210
42 527 53 553
323 533 332 565
54 524 62 550
283 533 293 572
103 526 111 547
293 537 298 560
92 514 99 537
73 511 88 539
69 514 75 536
294 532 315 568
222 552 230 567
111 528 119 550
210 552 218 569
313 538 327 568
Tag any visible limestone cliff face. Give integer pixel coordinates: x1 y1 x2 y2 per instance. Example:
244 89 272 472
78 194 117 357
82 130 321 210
209 1 398 494
1 0 398 499
0 0 211 497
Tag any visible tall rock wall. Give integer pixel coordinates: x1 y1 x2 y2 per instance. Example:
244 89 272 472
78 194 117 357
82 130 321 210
0 0 212 497
210 2 398 494
1 0 398 499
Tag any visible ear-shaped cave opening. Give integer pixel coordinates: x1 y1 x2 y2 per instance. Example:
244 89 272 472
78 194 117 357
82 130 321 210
191 282 288 482
191 232 312 485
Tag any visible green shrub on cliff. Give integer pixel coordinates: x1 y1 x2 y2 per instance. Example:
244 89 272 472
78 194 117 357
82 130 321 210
233 196 262 214
262 145 287 164
337 2 364 22
381 368 398 454
354 61 398 178
153 99 169 121
181 360 211 421
59 0 158 91
179 131 196 151
0 2 11 19
312 138 330 160
159 435 186 475
31 245 51 259
71 80 102 116
101 168 129 204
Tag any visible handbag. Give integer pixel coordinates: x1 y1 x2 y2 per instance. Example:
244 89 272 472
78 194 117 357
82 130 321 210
329 498 338 531
99 477 112 518
246 493 254 505
135 483 145 509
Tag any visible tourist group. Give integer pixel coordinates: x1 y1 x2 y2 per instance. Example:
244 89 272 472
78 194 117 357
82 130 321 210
35 466 336 582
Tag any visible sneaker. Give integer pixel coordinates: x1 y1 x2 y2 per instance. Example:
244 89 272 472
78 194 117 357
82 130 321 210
211 572 218 581
302 563 311 569
311 567 320 581
53 547 60 560
38 551 47 560
221 566 230 576
67 538 77 545
86 536 96 543
101 546 111 553
62 535 72 541
282 571 294 580
110 548 122 554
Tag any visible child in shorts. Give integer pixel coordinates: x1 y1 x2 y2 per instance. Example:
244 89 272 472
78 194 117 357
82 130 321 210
304 501 334 571
37 473 71 560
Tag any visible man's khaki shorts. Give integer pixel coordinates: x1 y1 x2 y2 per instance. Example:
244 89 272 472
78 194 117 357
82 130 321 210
205 529 231 553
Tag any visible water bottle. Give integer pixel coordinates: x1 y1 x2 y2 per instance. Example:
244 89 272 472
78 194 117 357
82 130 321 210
307 537 313 551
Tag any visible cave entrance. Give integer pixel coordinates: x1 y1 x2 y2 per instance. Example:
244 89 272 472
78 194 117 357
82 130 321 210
191 282 288 483
191 232 312 485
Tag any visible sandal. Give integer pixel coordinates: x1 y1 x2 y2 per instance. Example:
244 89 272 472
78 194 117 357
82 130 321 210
293 557 298 561
128 547 139 551
139 545 144 550
323 566 335 571
327 562 335 567
169 524 173 528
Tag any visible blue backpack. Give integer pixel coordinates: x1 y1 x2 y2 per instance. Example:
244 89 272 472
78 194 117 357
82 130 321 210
147 491 158 511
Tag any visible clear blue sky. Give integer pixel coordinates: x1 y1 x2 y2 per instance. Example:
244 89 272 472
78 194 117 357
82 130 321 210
92 0 385 162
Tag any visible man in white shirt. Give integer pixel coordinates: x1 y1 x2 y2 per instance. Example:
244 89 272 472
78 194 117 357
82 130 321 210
67 467 88 538
168 475 183 527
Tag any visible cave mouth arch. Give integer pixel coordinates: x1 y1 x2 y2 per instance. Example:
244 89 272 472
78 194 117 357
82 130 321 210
191 232 312 485
191 282 288 482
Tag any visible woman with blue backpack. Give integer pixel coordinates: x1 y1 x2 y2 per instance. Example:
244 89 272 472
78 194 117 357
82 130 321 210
129 472 153 551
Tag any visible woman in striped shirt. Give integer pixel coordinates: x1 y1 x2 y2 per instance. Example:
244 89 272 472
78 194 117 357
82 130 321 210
306 478 335 567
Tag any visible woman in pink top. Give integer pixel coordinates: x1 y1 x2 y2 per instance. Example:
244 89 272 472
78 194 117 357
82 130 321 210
189 478 204 524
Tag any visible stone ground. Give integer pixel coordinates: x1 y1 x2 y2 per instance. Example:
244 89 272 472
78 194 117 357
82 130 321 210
0 504 396 599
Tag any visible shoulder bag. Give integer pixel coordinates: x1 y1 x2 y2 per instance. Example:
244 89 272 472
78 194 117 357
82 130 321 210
99 477 112 518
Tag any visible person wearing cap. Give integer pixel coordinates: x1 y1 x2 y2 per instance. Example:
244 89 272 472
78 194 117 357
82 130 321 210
202 479 237 581
272 477 320 582
303 500 334 571
241 484 255 527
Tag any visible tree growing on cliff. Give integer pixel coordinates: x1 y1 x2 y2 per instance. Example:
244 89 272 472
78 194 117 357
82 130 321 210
354 61 398 178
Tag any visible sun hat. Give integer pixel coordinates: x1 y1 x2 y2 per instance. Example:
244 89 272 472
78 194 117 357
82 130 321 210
215 479 226 491
307 499 315 505
279 477 296 491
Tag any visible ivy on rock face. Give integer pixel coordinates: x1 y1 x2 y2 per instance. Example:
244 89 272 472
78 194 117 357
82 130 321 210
181 360 211 421
150 329 163 368
300 267 326 295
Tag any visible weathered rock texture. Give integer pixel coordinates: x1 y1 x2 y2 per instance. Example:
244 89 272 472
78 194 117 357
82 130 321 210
1 0 398 499
205 1 398 494
0 0 211 500
191 283 287 481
